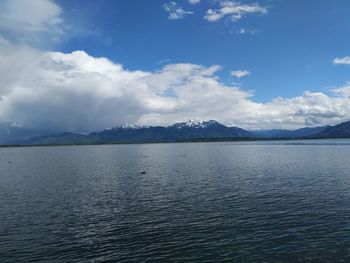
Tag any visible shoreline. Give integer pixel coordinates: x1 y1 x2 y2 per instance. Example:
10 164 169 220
1 137 349 148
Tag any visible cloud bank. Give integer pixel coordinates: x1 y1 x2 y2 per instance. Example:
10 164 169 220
1 40 350 132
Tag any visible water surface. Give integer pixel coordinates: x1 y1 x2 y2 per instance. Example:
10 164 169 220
1 140 350 262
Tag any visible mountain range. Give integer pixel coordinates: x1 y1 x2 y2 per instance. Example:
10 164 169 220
1 119 350 146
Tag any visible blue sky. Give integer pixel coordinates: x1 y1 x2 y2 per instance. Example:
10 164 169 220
0 0 350 131
55 0 350 101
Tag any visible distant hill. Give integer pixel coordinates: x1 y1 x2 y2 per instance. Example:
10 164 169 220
3 119 350 146
0 122 56 144
20 120 253 145
25 132 88 145
313 120 350 138
251 126 329 138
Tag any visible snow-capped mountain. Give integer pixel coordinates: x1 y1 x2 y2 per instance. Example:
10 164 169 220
110 120 221 130
171 120 221 129
116 123 143 129
20 120 252 145
12 119 348 146
105 123 150 131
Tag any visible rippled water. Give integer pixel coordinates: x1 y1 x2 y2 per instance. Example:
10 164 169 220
1 140 350 262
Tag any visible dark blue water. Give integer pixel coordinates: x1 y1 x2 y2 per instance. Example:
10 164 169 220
1 140 350 262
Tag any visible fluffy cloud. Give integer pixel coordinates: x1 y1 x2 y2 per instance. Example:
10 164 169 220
0 0 64 44
205 0 268 22
231 70 250 78
333 56 350 65
1 40 350 132
163 2 194 20
0 38 41 98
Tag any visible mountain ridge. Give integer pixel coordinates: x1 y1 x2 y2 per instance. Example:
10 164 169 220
312 120 350 138
2 119 350 146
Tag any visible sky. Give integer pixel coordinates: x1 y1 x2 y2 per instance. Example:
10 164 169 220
0 0 350 132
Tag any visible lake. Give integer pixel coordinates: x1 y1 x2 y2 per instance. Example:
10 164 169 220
1 140 350 262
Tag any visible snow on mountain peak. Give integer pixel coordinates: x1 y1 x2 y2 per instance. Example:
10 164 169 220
120 123 140 129
172 119 221 128
106 120 222 131
107 123 143 130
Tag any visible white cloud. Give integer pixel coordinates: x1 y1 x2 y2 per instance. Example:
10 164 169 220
188 0 201 4
1 41 350 132
332 83 350 98
0 40 41 98
333 56 350 65
163 2 194 20
231 70 250 78
4 0 348 133
204 0 268 22
0 0 64 44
